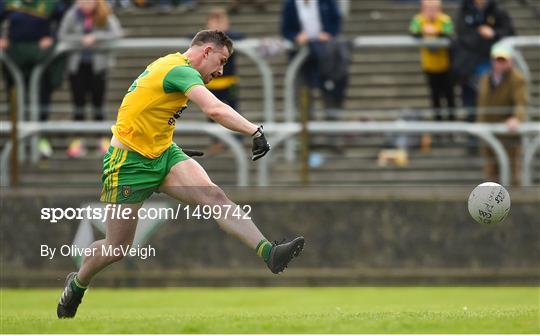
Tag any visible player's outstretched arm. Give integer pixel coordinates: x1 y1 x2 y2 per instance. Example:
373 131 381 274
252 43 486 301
187 85 270 160
187 85 257 135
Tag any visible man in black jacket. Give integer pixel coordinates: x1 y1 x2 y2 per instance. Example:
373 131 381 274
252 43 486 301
453 0 515 124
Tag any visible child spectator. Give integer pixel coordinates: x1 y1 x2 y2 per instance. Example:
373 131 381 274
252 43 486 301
410 0 455 121
204 7 244 155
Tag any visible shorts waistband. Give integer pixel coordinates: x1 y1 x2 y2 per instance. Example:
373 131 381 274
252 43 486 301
107 145 150 161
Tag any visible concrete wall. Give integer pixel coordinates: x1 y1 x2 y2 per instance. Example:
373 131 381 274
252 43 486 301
1 187 539 286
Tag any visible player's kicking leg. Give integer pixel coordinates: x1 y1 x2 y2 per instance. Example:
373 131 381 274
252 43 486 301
159 159 304 274
57 203 141 318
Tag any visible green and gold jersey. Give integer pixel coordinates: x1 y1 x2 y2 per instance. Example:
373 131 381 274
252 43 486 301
410 13 454 73
112 52 204 159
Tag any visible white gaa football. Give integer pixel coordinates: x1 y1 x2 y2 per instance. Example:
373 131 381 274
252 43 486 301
468 182 511 225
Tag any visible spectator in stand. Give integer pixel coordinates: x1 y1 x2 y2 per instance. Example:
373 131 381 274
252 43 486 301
58 0 123 158
410 0 456 121
453 0 515 126
477 43 527 186
0 0 69 158
204 7 244 155
281 0 346 122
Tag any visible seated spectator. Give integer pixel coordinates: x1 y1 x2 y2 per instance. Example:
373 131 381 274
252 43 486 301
0 0 69 158
410 0 455 121
58 0 123 158
477 43 527 186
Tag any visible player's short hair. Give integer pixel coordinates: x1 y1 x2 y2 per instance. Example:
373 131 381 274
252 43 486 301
191 29 233 55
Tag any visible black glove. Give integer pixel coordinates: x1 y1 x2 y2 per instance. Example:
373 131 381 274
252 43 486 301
251 126 270 161
183 149 204 157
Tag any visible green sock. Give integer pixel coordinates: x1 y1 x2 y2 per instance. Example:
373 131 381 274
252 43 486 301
256 239 273 262
70 275 88 295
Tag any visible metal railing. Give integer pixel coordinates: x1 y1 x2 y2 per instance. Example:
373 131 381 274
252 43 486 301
18 35 540 164
0 51 26 163
0 52 25 123
283 35 540 161
259 121 540 187
0 121 248 187
2 35 539 187
1 120 539 187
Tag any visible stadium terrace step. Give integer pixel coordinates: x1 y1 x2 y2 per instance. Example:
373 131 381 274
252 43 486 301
270 170 486 185
19 165 540 188
119 15 280 27
14 143 540 187
26 157 485 176
17 168 492 188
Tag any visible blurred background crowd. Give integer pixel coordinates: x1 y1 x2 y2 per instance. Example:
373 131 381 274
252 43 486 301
0 0 539 187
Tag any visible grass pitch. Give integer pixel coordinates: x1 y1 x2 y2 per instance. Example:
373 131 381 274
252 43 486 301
1 287 538 333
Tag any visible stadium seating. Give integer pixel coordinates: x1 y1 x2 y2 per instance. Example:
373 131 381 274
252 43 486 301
1 0 538 187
